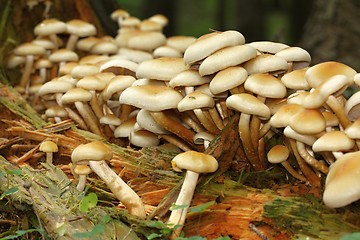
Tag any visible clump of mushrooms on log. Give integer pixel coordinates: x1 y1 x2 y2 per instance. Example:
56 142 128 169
6 7 360 234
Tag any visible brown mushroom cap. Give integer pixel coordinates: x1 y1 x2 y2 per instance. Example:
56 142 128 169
305 61 356 88
184 30 245 65
119 85 184 111
247 41 289 54
136 57 187 81
66 19 97 37
209 66 248 94
199 44 257 76
39 140 58 153
34 18 67 36
323 151 360 208
226 93 271 120
171 150 218 173
243 54 288 75
312 131 355 152
289 108 326 135
244 73 287 99
71 140 113 164
61 87 93 105
177 91 215 112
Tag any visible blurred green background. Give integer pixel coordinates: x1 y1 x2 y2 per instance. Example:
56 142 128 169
113 0 311 45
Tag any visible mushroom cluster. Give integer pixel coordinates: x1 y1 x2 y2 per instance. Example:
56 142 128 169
7 9 360 217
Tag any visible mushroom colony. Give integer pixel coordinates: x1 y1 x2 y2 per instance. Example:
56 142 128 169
6 8 360 236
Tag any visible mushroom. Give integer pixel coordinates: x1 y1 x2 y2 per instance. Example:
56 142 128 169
13 42 46 90
226 93 270 170
71 140 146 218
168 150 218 238
177 91 220 134
39 140 58 164
267 144 306 182
73 164 92 191
198 44 257 76
33 18 67 48
65 19 97 51
183 30 245 66
61 87 103 136
119 85 198 148
323 151 360 208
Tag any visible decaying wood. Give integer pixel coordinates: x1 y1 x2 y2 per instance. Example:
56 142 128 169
0 83 359 239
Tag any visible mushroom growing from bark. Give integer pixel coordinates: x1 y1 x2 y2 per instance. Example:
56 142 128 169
71 140 146 218
39 140 58 165
168 150 218 238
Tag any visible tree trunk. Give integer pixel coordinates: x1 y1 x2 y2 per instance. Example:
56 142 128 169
300 0 360 71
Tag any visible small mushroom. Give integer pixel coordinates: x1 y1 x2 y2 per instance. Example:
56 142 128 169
71 140 146 218
267 144 306 182
73 164 92 191
168 150 218 238
39 140 58 164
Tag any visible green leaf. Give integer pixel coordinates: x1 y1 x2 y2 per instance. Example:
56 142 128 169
73 224 105 238
5 169 22 175
188 201 215 213
340 233 360 240
170 203 188 211
146 220 168 229
0 228 42 240
147 232 162 240
0 187 18 200
101 214 111 224
79 192 98 212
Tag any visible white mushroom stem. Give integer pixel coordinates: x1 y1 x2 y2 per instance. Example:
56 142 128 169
19 55 34 89
45 152 54 165
296 141 329 174
89 160 146 219
168 170 199 239
64 107 89 130
74 101 103 136
76 174 87 191
66 34 79 51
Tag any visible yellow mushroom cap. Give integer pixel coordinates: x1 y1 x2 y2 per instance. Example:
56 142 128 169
71 141 113 164
171 150 218 173
39 140 58 153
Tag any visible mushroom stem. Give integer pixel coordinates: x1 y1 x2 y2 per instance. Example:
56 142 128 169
89 160 146 219
76 175 87 191
45 152 53 165
208 108 224 130
288 139 321 187
193 109 220 135
326 95 351 129
168 170 199 239
150 111 198 149
239 113 264 170
74 101 104 136
66 34 79 51
159 134 193 152
296 141 329 174
19 55 34 89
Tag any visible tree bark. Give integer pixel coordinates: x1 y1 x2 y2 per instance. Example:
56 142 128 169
300 0 360 71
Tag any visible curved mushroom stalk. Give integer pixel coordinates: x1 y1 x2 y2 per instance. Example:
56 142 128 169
168 151 218 239
89 160 146 219
167 170 199 238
